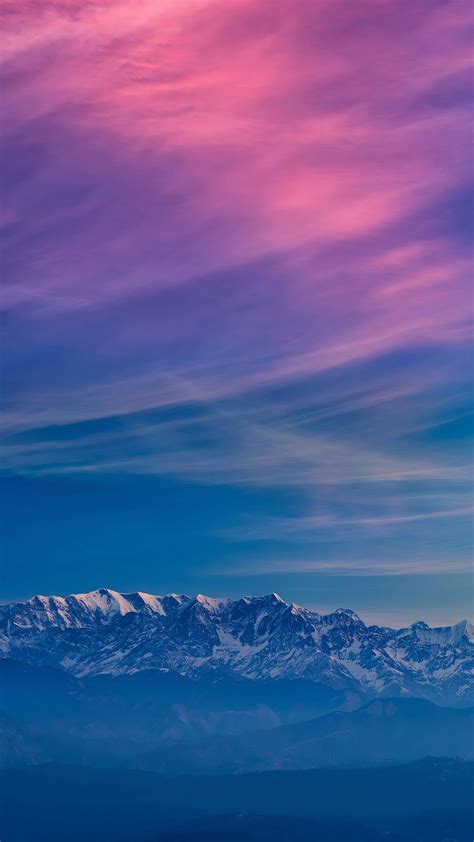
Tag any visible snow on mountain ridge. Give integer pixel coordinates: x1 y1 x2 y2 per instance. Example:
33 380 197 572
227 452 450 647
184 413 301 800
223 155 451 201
0 589 472 704
1 589 469 637
0 588 191 630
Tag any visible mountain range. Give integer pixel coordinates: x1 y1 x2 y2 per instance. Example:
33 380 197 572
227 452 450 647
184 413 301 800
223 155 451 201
138 697 474 775
1 588 473 704
1 588 473 838
2 658 471 772
0 657 351 767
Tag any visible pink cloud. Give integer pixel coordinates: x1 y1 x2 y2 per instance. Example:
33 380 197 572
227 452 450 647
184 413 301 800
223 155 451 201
1 0 472 481
2 0 471 298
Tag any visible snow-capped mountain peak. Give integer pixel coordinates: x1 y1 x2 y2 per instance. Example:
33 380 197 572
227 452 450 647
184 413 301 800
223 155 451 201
72 588 134 617
194 594 231 611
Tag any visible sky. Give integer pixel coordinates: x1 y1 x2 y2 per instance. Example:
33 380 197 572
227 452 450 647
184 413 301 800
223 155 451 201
1 0 473 626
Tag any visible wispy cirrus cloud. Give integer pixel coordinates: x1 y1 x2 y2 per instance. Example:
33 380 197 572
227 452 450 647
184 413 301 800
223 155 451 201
216 556 474 578
222 506 474 543
1 0 472 592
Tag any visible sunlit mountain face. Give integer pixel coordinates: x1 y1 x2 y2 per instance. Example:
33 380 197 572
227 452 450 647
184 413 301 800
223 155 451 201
1 1 473 840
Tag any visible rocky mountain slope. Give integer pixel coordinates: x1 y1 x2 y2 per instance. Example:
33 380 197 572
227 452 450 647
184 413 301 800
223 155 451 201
1 589 472 703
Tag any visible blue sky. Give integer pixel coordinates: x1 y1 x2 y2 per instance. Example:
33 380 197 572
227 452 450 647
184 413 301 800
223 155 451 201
1 0 473 625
